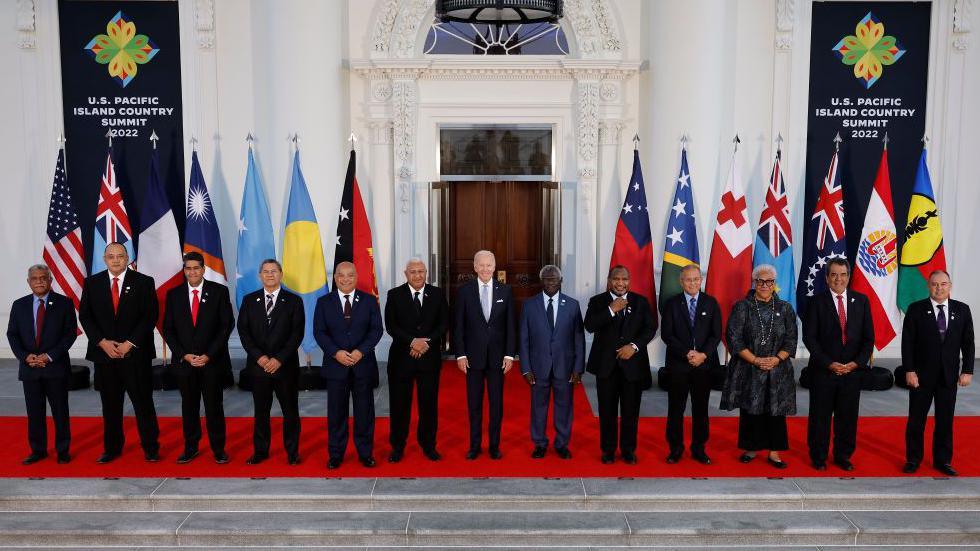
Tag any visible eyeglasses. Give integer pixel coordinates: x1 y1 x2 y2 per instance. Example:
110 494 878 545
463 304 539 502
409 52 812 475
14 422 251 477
754 279 776 287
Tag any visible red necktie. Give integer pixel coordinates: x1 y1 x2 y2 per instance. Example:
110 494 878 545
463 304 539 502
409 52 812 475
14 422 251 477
35 299 45 349
191 289 200 326
111 277 120 314
836 294 847 345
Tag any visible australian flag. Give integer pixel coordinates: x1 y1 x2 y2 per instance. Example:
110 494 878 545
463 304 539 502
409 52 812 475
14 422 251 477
796 146 847 318
753 149 796 310
609 149 657 321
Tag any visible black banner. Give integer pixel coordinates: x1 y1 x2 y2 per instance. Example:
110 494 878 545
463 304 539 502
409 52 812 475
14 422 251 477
58 0 185 270
804 2 930 262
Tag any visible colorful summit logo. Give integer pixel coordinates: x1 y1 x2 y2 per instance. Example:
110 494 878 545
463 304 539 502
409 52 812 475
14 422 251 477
84 11 159 88
832 12 905 89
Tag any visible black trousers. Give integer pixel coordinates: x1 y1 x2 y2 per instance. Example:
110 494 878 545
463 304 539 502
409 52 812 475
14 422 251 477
388 368 440 453
807 369 861 463
326 371 376 460
23 376 71 455
530 371 574 449
466 365 504 451
738 409 788 451
251 370 301 457
906 382 957 466
175 367 226 454
665 365 711 454
95 361 159 455
595 367 642 455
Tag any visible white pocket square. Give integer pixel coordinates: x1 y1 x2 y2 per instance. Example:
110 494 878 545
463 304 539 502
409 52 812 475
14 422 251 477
496 299 503 303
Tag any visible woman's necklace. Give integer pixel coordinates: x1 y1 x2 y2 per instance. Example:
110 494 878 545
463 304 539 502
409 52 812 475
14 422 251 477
752 296 776 347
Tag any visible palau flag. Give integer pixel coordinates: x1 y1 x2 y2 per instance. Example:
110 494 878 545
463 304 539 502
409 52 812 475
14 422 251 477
609 149 657 322
91 146 136 273
753 148 796 311
184 151 227 284
281 150 327 354
658 147 699 312
235 145 276 308
898 147 946 312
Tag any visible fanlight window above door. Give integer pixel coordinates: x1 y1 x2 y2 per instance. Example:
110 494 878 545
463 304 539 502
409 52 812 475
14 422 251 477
424 21 569 55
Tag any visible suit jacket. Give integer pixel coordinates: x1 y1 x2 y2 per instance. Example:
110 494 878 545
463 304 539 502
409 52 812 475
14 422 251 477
452 278 517 370
6 291 77 381
802 289 875 371
237 288 305 378
314 289 383 383
518 292 585 379
660 292 722 372
385 283 449 375
902 298 975 388
78 269 158 363
162 280 235 374
584 291 657 384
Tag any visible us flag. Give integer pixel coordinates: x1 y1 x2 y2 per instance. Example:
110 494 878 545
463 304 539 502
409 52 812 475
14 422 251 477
41 148 86 312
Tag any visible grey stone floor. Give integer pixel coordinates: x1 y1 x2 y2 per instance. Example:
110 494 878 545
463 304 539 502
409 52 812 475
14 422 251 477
1 357 978 418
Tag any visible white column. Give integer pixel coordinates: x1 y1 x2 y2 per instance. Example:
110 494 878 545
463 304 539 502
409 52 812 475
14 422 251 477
573 77 600 301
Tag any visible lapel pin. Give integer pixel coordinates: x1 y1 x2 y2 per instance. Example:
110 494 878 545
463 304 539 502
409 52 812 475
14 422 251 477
201 299 207 303
776 313 781 317
928 310 933 315
701 311 706 316
256 297 261 302
851 297 855 303
561 299 566 305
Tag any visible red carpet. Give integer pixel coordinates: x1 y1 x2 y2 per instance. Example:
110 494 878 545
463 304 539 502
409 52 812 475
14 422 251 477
2 363 977 477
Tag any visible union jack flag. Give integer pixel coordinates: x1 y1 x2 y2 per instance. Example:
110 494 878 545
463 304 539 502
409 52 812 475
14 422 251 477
91 147 136 273
753 148 796 310
796 146 847 318
42 148 86 313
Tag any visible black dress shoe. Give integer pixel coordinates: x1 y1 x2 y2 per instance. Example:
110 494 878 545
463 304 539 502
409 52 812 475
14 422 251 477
902 461 919 474
833 458 854 471
767 456 788 469
245 454 267 465
555 447 572 460
423 448 442 461
812 460 827 471
691 451 712 465
287 454 301 465
465 448 481 460
622 451 637 465
213 452 229 464
176 450 199 464
489 448 502 460
21 452 47 465
57 452 71 464
327 457 342 469
96 452 118 464
666 450 682 464
144 451 160 463
388 449 404 463
531 446 546 459
601 452 615 464
739 452 756 463
360 456 376 468
936 463 958 477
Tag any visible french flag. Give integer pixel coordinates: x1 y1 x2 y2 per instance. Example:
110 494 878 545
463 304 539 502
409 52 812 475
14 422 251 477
137 149 184 332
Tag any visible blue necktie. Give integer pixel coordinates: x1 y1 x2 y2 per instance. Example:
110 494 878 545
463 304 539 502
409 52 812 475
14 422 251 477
546 297 555 333
688 296 697 326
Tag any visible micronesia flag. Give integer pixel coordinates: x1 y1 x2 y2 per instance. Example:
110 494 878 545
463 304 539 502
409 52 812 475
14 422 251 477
753 148 796 311
235 145 276 308
184 151 227 284
281 150 327 354
796 143 847 319
91 146 135 273
609 149 657 322
658 147 699 312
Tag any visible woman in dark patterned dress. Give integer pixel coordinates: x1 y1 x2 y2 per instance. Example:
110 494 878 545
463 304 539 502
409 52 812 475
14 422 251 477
720 264 798 468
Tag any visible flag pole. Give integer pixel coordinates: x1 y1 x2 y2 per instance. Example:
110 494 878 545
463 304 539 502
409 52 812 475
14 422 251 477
105 129 113 148
189 135 198 152
246 132 254 150
922 134 929 148
882 132 889 150
833 131 842 152
349 131 357 151
291 133 300 151
150 129 169 364
632 133 640 151
150 129 159 150
680 133 689 151
732 133 741 154
775 132 783 155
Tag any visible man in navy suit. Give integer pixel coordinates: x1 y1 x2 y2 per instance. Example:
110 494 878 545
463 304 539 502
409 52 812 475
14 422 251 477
6 264 77 464
803 258 874 472
454 250 516 460
660 264 722 465
314 261 383 470
903 270 974 476
519 265 584 459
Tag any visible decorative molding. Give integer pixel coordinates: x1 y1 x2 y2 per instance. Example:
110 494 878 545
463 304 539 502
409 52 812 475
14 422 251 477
350 60 642 82
599 82 618 101
954 0 974 33
576 82 599 161
564 0 599 55
368 120 394 145
599 120 625 145
371 0 401 54
195 0 215 49
391 79 417 214
16 0 36 49
372 80 393 101
775 34 793 50
593 0 622 52
776 0 796 32
953 36 971 50
394 0 431 58
577 168 596 215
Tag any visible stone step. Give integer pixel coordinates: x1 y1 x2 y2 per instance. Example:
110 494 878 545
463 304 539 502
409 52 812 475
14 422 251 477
1 510 980 547
2 476 980 512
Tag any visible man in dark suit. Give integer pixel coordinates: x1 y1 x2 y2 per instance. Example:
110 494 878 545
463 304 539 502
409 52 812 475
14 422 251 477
162 252 235 464
384 258 449 463
78 242 160 463
803 258 875 471
903 270 974 476
237 258 305 465
659 264 721 465
7 264 77 464
585 265 656 464
519 264 584 459
314 261 383 469
454 249 516 460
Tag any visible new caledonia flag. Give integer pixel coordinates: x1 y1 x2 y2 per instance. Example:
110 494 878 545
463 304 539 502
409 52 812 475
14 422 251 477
659 145 699 311
897 145 946 311
609 148 656 321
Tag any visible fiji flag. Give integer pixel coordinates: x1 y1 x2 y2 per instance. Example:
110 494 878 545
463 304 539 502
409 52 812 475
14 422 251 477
609 149 657 321
91 147 135 272
235 145 276 308
753 148 796 310
281 150 327 353
658 147 699 311
796 144 847 319
184 151 227 284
